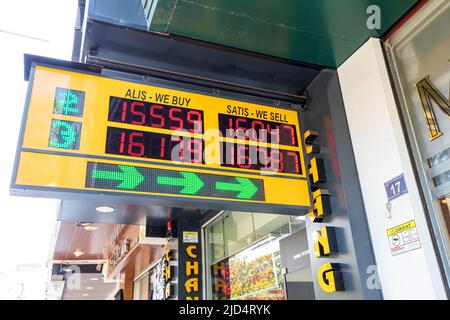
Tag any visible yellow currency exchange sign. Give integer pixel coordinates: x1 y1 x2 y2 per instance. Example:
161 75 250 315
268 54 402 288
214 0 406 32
11 62 311 212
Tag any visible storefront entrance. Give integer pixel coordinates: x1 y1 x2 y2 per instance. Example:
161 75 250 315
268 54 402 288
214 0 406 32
384 0 450 290
203 211 313 300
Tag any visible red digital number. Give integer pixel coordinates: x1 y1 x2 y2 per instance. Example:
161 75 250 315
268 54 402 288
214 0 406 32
251 120 266 142
170 136 184 162
130 101 146 125
187 110 202 133
128 132 145 157
236 145 251 169
188 139 203 163
159 137 166 158
268 124 280 144
119 131 126 154
149 136 166 159
149 104 164 128
283 125 296 145
121 101 127 122
235 118 248 140
224 143 235 165
286 151 300 174
270 149 284 172
226 118 234 138
257 146 269 168
169 107 183 130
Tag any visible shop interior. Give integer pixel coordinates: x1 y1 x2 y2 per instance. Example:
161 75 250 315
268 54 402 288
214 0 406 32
48 210 314 300
204 211 314 300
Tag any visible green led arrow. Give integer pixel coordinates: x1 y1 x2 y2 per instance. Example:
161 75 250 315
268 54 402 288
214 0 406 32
91 165 144 189
215 177 258 199
157 172 204 195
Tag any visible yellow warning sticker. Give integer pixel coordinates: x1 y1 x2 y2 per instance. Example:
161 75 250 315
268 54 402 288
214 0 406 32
386 220 416 236
386 220 421 256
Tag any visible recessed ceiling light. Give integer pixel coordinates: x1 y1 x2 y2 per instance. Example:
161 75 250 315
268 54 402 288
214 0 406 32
295 215 306 221
89 277 99 281
73 248 85 258
85 286 94 290
82 293 89 296
96 206 115 213
83 225 98 231
76 222 91 227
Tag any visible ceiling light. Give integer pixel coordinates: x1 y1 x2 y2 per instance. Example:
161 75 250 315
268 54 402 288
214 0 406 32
96 206 115 213
295 215 306 221
76 222 91 227
82 293 89 297
85 286 94 290
89 277 99 281
83 225 98 231
73 249 85 258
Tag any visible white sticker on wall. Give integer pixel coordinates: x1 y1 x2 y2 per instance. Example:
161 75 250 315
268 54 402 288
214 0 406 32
387 220 421 256
183 231 199 244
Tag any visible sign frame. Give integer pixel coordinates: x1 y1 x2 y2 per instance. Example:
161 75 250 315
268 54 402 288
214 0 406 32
10 57 312 214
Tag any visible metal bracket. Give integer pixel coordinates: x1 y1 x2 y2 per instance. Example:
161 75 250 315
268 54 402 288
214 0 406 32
289 90 310 111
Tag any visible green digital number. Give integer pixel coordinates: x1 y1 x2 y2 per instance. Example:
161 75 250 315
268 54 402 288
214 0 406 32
48 119 81 150
53 88 85 117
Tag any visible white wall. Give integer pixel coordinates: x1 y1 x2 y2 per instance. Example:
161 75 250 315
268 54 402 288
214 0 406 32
338 38 447 299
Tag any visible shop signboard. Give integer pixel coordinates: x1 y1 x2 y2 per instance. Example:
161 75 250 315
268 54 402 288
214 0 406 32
177 211 203 300
11 61 311 212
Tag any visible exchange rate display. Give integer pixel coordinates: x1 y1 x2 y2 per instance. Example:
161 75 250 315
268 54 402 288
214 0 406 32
11 62 311 212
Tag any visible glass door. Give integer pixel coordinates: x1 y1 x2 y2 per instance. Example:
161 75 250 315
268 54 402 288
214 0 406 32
384 0 450 289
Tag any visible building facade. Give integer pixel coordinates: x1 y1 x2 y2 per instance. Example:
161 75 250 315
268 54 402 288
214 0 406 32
11 0 449 299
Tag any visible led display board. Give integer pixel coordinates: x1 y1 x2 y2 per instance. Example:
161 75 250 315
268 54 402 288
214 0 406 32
11 62 311 212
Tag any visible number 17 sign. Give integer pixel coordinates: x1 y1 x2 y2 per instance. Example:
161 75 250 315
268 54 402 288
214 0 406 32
384 174 408 201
